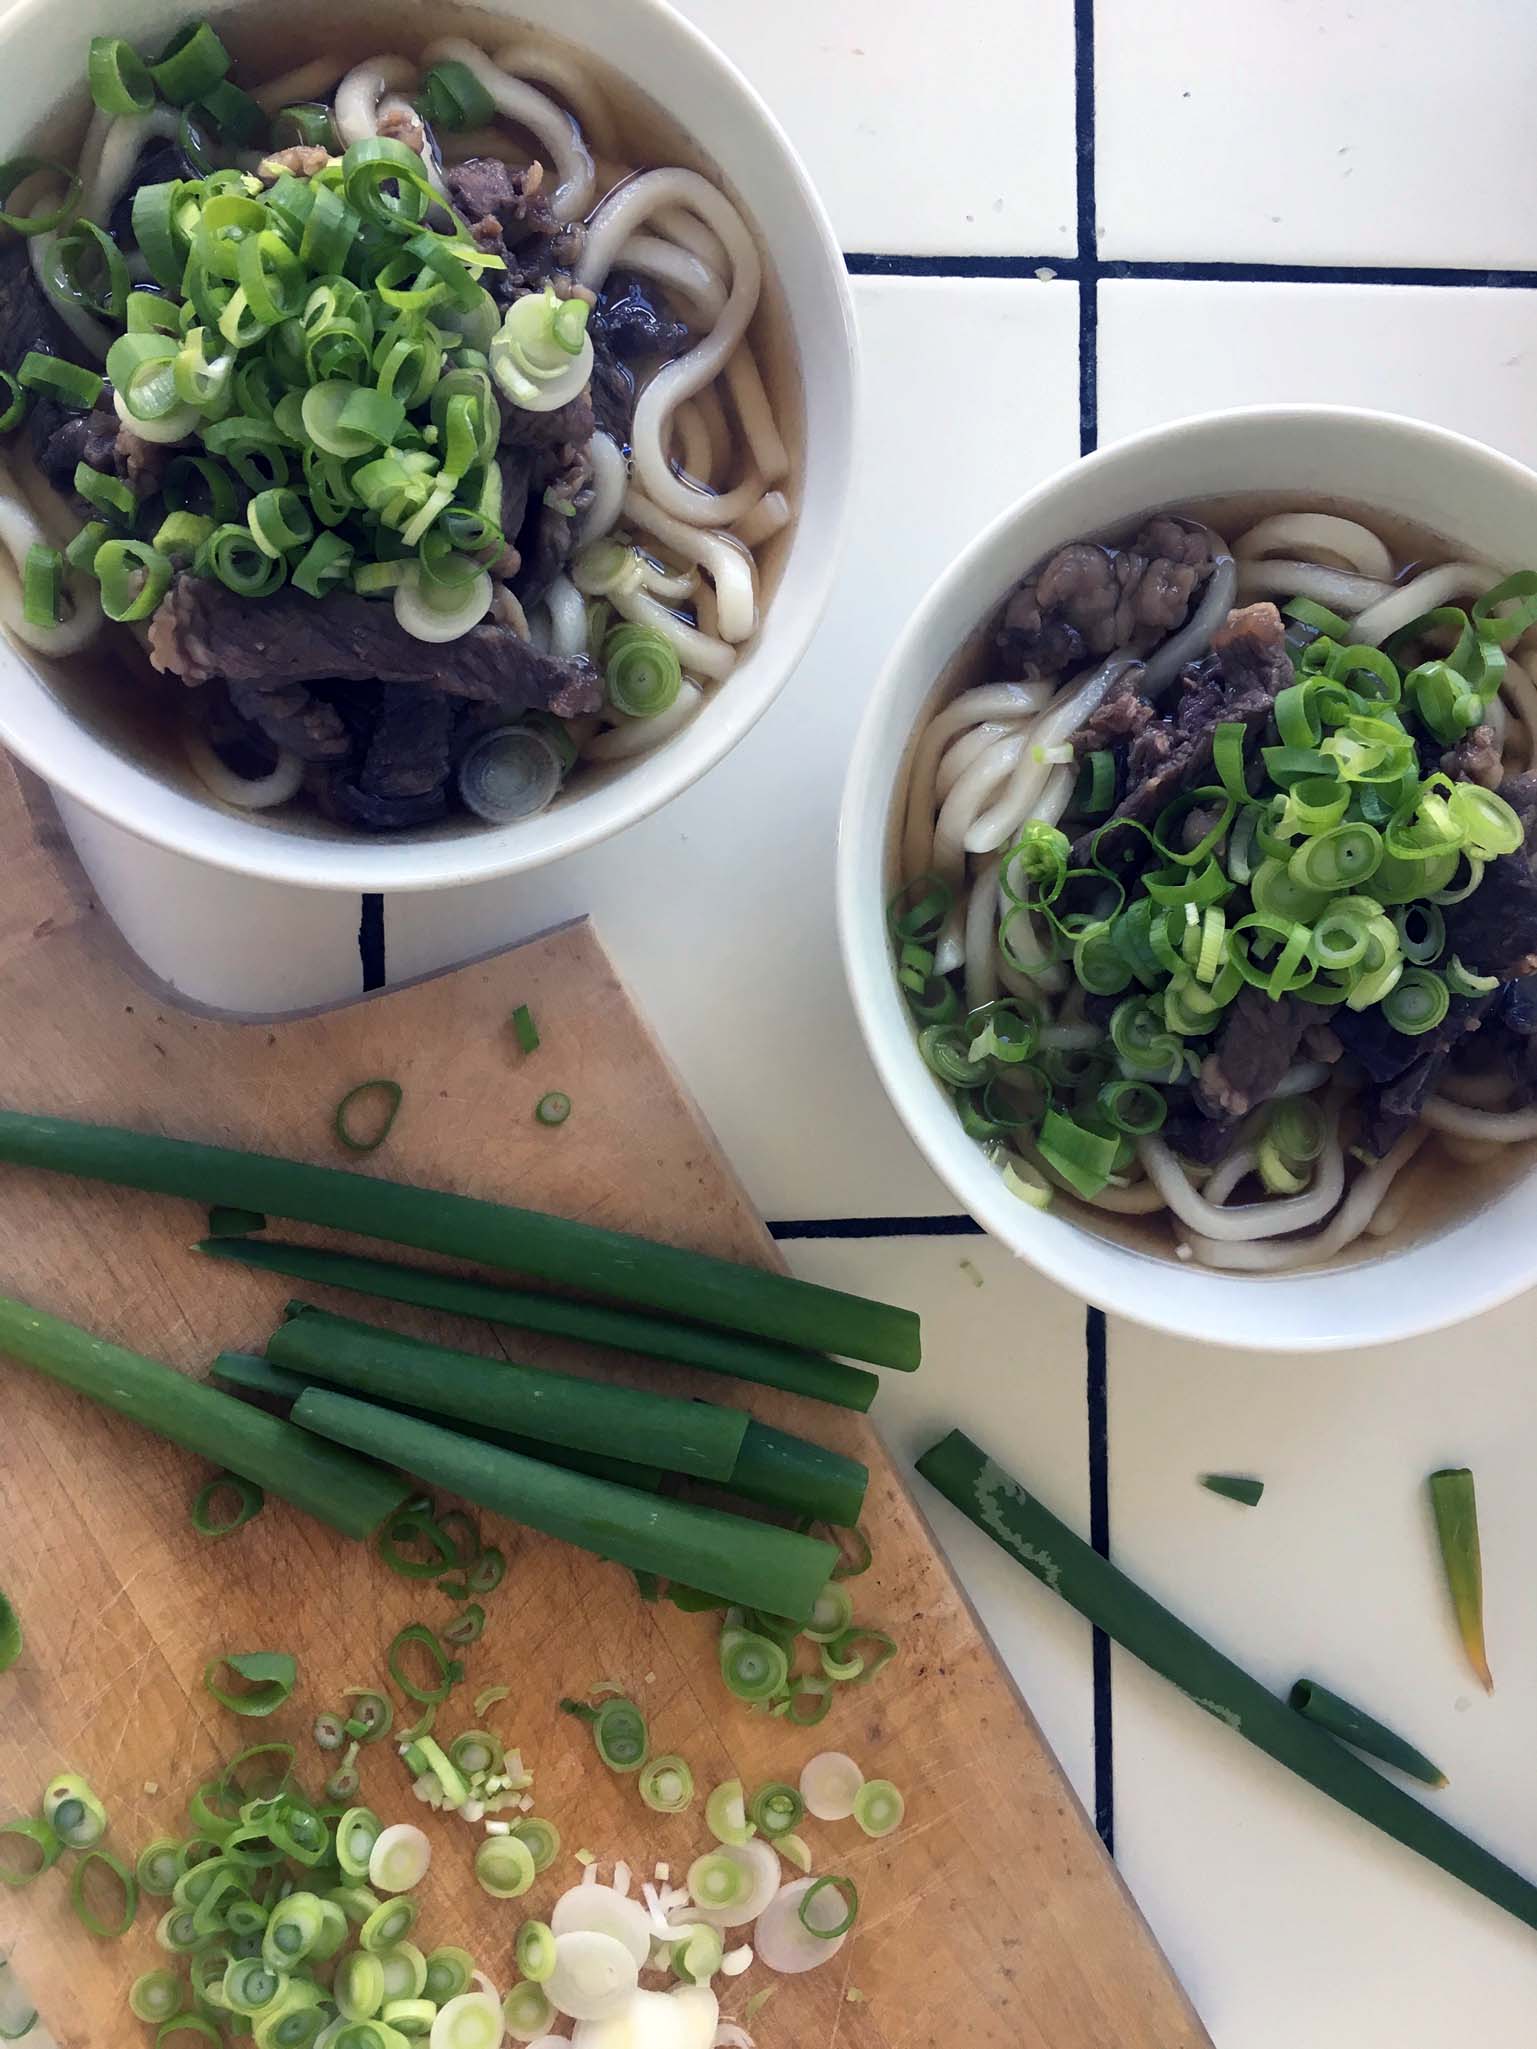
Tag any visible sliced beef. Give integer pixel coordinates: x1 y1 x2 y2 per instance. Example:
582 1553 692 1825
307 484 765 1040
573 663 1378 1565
1161 1099 1242 1165
0 240 70 375
445 157 558 248
224 674 352 761
1441 723 1502 789
320 685 454 831
994 519 1215 682
498 385 595 456
512 440 594 605
1444 772 1537 979
1069 666 1155 755
1345 991 1503 1156
589 338 635 446
1194 988 1310 1120
592 274 689 364
0 242 111 495
1070 602 1290 868
148 575 604 718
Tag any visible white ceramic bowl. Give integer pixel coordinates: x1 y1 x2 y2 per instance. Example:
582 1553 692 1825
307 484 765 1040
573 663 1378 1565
0 0 855 890
838 405 1537 1352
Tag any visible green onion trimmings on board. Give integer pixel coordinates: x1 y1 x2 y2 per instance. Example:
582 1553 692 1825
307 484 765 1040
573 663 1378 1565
916 1426 1537 1935
1200 1474 1265 1507
1288 1680 1447 1789
203 1652 297 1717
0 1110 920 1369
0 1589 19 1673
1428 1466 1492 1692
333 1078 404 1154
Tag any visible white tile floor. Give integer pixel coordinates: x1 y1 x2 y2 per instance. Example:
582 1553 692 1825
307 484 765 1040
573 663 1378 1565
24 1 1537 2042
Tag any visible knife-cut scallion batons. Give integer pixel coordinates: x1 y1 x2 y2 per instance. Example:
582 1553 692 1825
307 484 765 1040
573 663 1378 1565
210 1345 666 1495
0 1294 410 1539
268 1306 749 1484
292 1389 840 1623
196 1238 882 1411
917 1427 1537 1937
727 1420 868 1528
0 1111 919 1368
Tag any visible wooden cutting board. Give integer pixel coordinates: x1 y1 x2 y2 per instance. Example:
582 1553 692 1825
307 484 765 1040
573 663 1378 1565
0 764 1207 2049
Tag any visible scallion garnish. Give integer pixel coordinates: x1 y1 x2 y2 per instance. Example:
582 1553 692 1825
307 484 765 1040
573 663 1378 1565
509 1817 560 1875
534 1090 572 1127
42 1772 108 1850
1429 1466 1492 1692
474 1834 535 1899
70 1846 138 1938
637 1755 695 1814
342 1688 394 1745
386 1624 462 1705
1200 1473 1265 1507
702 1778 753 1846
560 1693 648 1773
0 1818 59 1886
798 1874 859 1940
334 1079 404 1155
747 1782 804 1836
190 1471 265 1536
511 1004 540 1055
203 1652 297 1717
852 1778 905 1837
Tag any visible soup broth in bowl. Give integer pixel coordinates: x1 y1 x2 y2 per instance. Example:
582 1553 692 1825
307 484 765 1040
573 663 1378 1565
0 0 851 888
838 408 1537 1351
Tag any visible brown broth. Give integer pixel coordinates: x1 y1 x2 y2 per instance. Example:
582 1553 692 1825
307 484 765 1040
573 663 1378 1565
889 490 1537 1274
9 3 803 841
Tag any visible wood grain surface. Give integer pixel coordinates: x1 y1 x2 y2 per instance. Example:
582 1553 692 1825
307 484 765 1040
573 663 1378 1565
0 764 1208 2049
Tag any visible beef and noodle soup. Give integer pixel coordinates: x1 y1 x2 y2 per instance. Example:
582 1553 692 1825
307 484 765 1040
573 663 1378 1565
892 501 1537 1272
0 12 793 831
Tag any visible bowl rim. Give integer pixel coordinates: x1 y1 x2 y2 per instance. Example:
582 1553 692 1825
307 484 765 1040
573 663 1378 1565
0 0 859 893
836 401 1537 1351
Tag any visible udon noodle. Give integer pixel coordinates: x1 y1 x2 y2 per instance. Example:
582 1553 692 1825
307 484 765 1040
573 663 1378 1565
895 503 1537 1272
0 17 792 831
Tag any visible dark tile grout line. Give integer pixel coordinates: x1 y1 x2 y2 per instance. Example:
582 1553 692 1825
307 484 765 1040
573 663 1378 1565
358 895 387 991
768 1213 980 1239
846 251 1537 290
1072 0 1115 1863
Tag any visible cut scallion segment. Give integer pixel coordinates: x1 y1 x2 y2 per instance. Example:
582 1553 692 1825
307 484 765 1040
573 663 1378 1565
637 1755 694 1814
334 1080 404 1154
0 1818 60 1886
423 1949 475 2004
511 1004 539 1055
1289 1679 1447 1788
1200 1473 1264 1507
192 1471 265 1536
43 1772 108 1850
474 1834 535 1898
129 1969 183 2023
919 1426 1537 1938
386 1624 462 1705
509 1818 560 1874
136 1838 181 1897
852 1779 905 1837
71 1846 138 1937
1429 1466 1492 1692
534 1091 571 1127
199 1236 879 1411
204 1652 297 1717
0 1589 19 1673
0 1113 920 1369
747 1783 804 1837
342 1688 394 1744
335 1807 383 1880
703 1778 752 1846
799 1752 863 1822
432 1990 504 2048
561 1693 647 1773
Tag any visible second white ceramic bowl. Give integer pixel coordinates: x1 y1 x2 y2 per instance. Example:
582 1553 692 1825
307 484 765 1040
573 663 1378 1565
838 405 1537 1352
0 0 856 891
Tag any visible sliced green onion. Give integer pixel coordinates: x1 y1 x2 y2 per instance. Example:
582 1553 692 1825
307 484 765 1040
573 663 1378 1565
1382 968 1450 1037
852 1780 905 1838
0 1818 59 1886
703 1778 753 1847
129 1969 184 2023
748 1782 805 1836
151 20 231 103
192 1472 265 1536
75 461 135 527
387 1624 461 1704
417 60 496 130
335 1807 382 1879
0 155 81 236
0 371 26 434
89 35 154 112
474 1834 535 1899
43 1772 108 1851
204 1652 296 1717
511 1003 539 1054
720 1627 789 1703
360 1894 420 1951
561 1692 648 1771
798 1875 858 1939
513 1919 556 1985
424 1949 475 2005
17 351 102 408
96 539 173 623
535 1092 572 1127
342 1688 394 1744
603 622 682 718
20 543 61 630
71 1847 138 1937
688 1850 753 1911
441 1603 486 1647
335 1080 403 1154
508 1817 560 1874
637 1755 695 1814
335 1950 385 2021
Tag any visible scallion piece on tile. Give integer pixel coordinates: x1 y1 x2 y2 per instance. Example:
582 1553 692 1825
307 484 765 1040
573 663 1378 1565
1289 1680 1447 1788
1429 1466 1492 1692
1200 1473 1264 1507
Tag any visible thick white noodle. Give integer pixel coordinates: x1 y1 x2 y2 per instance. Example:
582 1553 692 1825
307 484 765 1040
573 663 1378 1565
733 492 790 550
901 683 1055 877
493 39 621 159
492 587 532 637
966 653 1141 853
637 558 699 605
29 225 113 359
1436 1134 1504 1166
1139 1127 1345 1240
1421 1097 1537 1142
545 573 587 659
253 56 348 113
334 56 418 147
183 732 304 809
1232 513 1393 581
611 585 734 681
693 579 719 642
1273 1062 1333 1098
963 857 1002 1011
671 400 714 485
723 344 789 487
1365 1158 1424 1238
997 949 1066 999
1501 651 1537 769
692 385 733 479
1350 561 1504 646
1186 1128 1428 1271
87 106 183 225
616 233 726 322
578 170 765 526
933 732 1031 882
623 488 758 642
577 433 628 546
1436 1069 1514 1109
936 719 1027 802
654 205 730 277
1140 551 1237 699
0 478 102 655
972 764 1074 981
1234 559 1393 614
423 39 595 221
1202 1146 1259 1207
73 106 113 215
585 680 703 760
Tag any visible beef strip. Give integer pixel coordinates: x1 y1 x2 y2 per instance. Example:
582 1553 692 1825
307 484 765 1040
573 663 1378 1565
1441 723 1503 788
513 440 594 605
1193 988 1310 1120
224 673 353 762
591 274 689 364
148 575 604 718
994 518 1215 682
445 157 559 248
1444 772 1537 979
1339 991 1504 1156
1069 666 1155 755
498 386 595 456
1161 1099 1243 1165
320 684 454 831
1069 601 1291 868
589 338 635 446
